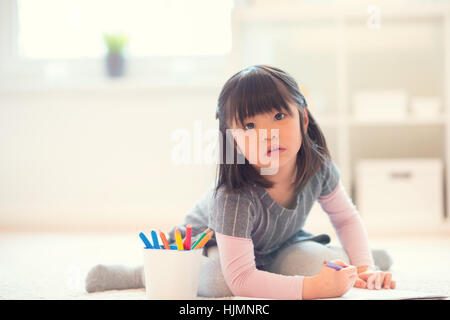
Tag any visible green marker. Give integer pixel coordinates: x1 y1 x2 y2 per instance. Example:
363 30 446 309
191 228 210 249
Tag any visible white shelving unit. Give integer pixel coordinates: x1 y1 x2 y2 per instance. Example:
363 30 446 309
228 3 450 233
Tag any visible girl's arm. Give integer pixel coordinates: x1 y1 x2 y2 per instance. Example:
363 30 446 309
317 181 375 270
215 232 305 299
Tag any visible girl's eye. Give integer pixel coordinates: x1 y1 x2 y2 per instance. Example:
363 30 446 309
243 123 255 130
275 113 286 121
243 113 285 129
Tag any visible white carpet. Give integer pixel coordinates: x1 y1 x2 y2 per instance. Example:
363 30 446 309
0 232 449 300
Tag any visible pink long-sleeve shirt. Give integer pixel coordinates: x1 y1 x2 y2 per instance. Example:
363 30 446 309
215 181 375 299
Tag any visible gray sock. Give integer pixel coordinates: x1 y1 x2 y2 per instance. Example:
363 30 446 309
85 264 144 293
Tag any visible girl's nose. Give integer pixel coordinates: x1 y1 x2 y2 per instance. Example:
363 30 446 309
263 129 278 141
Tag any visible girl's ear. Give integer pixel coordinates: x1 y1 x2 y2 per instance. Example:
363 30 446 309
303 108 309 129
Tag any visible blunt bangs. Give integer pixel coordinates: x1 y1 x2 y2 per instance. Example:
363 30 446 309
224 70 296 129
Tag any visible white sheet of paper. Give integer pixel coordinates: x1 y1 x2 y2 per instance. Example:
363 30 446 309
317 288 448 300
233 288 448 300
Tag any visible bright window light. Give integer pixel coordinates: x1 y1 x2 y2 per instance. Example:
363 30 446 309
17 0 234 59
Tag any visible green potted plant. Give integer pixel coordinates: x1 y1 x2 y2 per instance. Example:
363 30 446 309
103 32 129 77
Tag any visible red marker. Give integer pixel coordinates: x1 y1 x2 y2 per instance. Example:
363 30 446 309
183 224 192 250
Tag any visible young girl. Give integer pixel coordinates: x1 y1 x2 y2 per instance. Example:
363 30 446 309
85 65 395 299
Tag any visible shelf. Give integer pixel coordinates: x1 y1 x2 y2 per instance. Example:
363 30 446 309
349 116 446 126
231 2 450 223
234 3 449 21
311 116 446 127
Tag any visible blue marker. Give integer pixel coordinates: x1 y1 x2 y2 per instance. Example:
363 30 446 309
151 230 160 250
139 232 153 249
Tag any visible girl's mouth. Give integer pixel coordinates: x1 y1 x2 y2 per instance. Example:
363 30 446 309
267 147 286 156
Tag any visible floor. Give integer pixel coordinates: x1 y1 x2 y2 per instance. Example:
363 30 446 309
0 231 449 299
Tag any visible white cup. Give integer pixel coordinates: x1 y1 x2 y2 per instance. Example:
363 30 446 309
142 247 204 299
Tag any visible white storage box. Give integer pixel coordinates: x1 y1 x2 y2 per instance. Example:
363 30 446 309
353 90 408 121
355 158 444 232
410 96 441 119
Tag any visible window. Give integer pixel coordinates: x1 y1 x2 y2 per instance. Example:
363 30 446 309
16 0 234 60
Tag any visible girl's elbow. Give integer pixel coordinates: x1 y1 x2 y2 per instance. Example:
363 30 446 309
219 269 243 295
226 272 258 297
225 275 246 296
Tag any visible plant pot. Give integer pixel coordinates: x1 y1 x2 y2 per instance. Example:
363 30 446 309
106 52 125 77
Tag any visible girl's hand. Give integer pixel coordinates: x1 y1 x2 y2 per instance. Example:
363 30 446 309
354 269 396 290
304 259 358 299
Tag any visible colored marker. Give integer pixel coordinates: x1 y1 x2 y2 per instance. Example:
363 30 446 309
169 245 178 250
191 228 210 249
193 230 214 249
139 232 153 249
159 230 171 250
325 261 344 271
183 224 192 250
175 228 184 250
151 230 160 250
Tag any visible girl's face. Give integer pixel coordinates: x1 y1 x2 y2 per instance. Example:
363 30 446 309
229 102 309 172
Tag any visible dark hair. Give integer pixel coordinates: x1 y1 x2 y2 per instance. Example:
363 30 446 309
214 65 331 198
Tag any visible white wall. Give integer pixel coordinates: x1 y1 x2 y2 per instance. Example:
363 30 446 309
0 85 221 231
